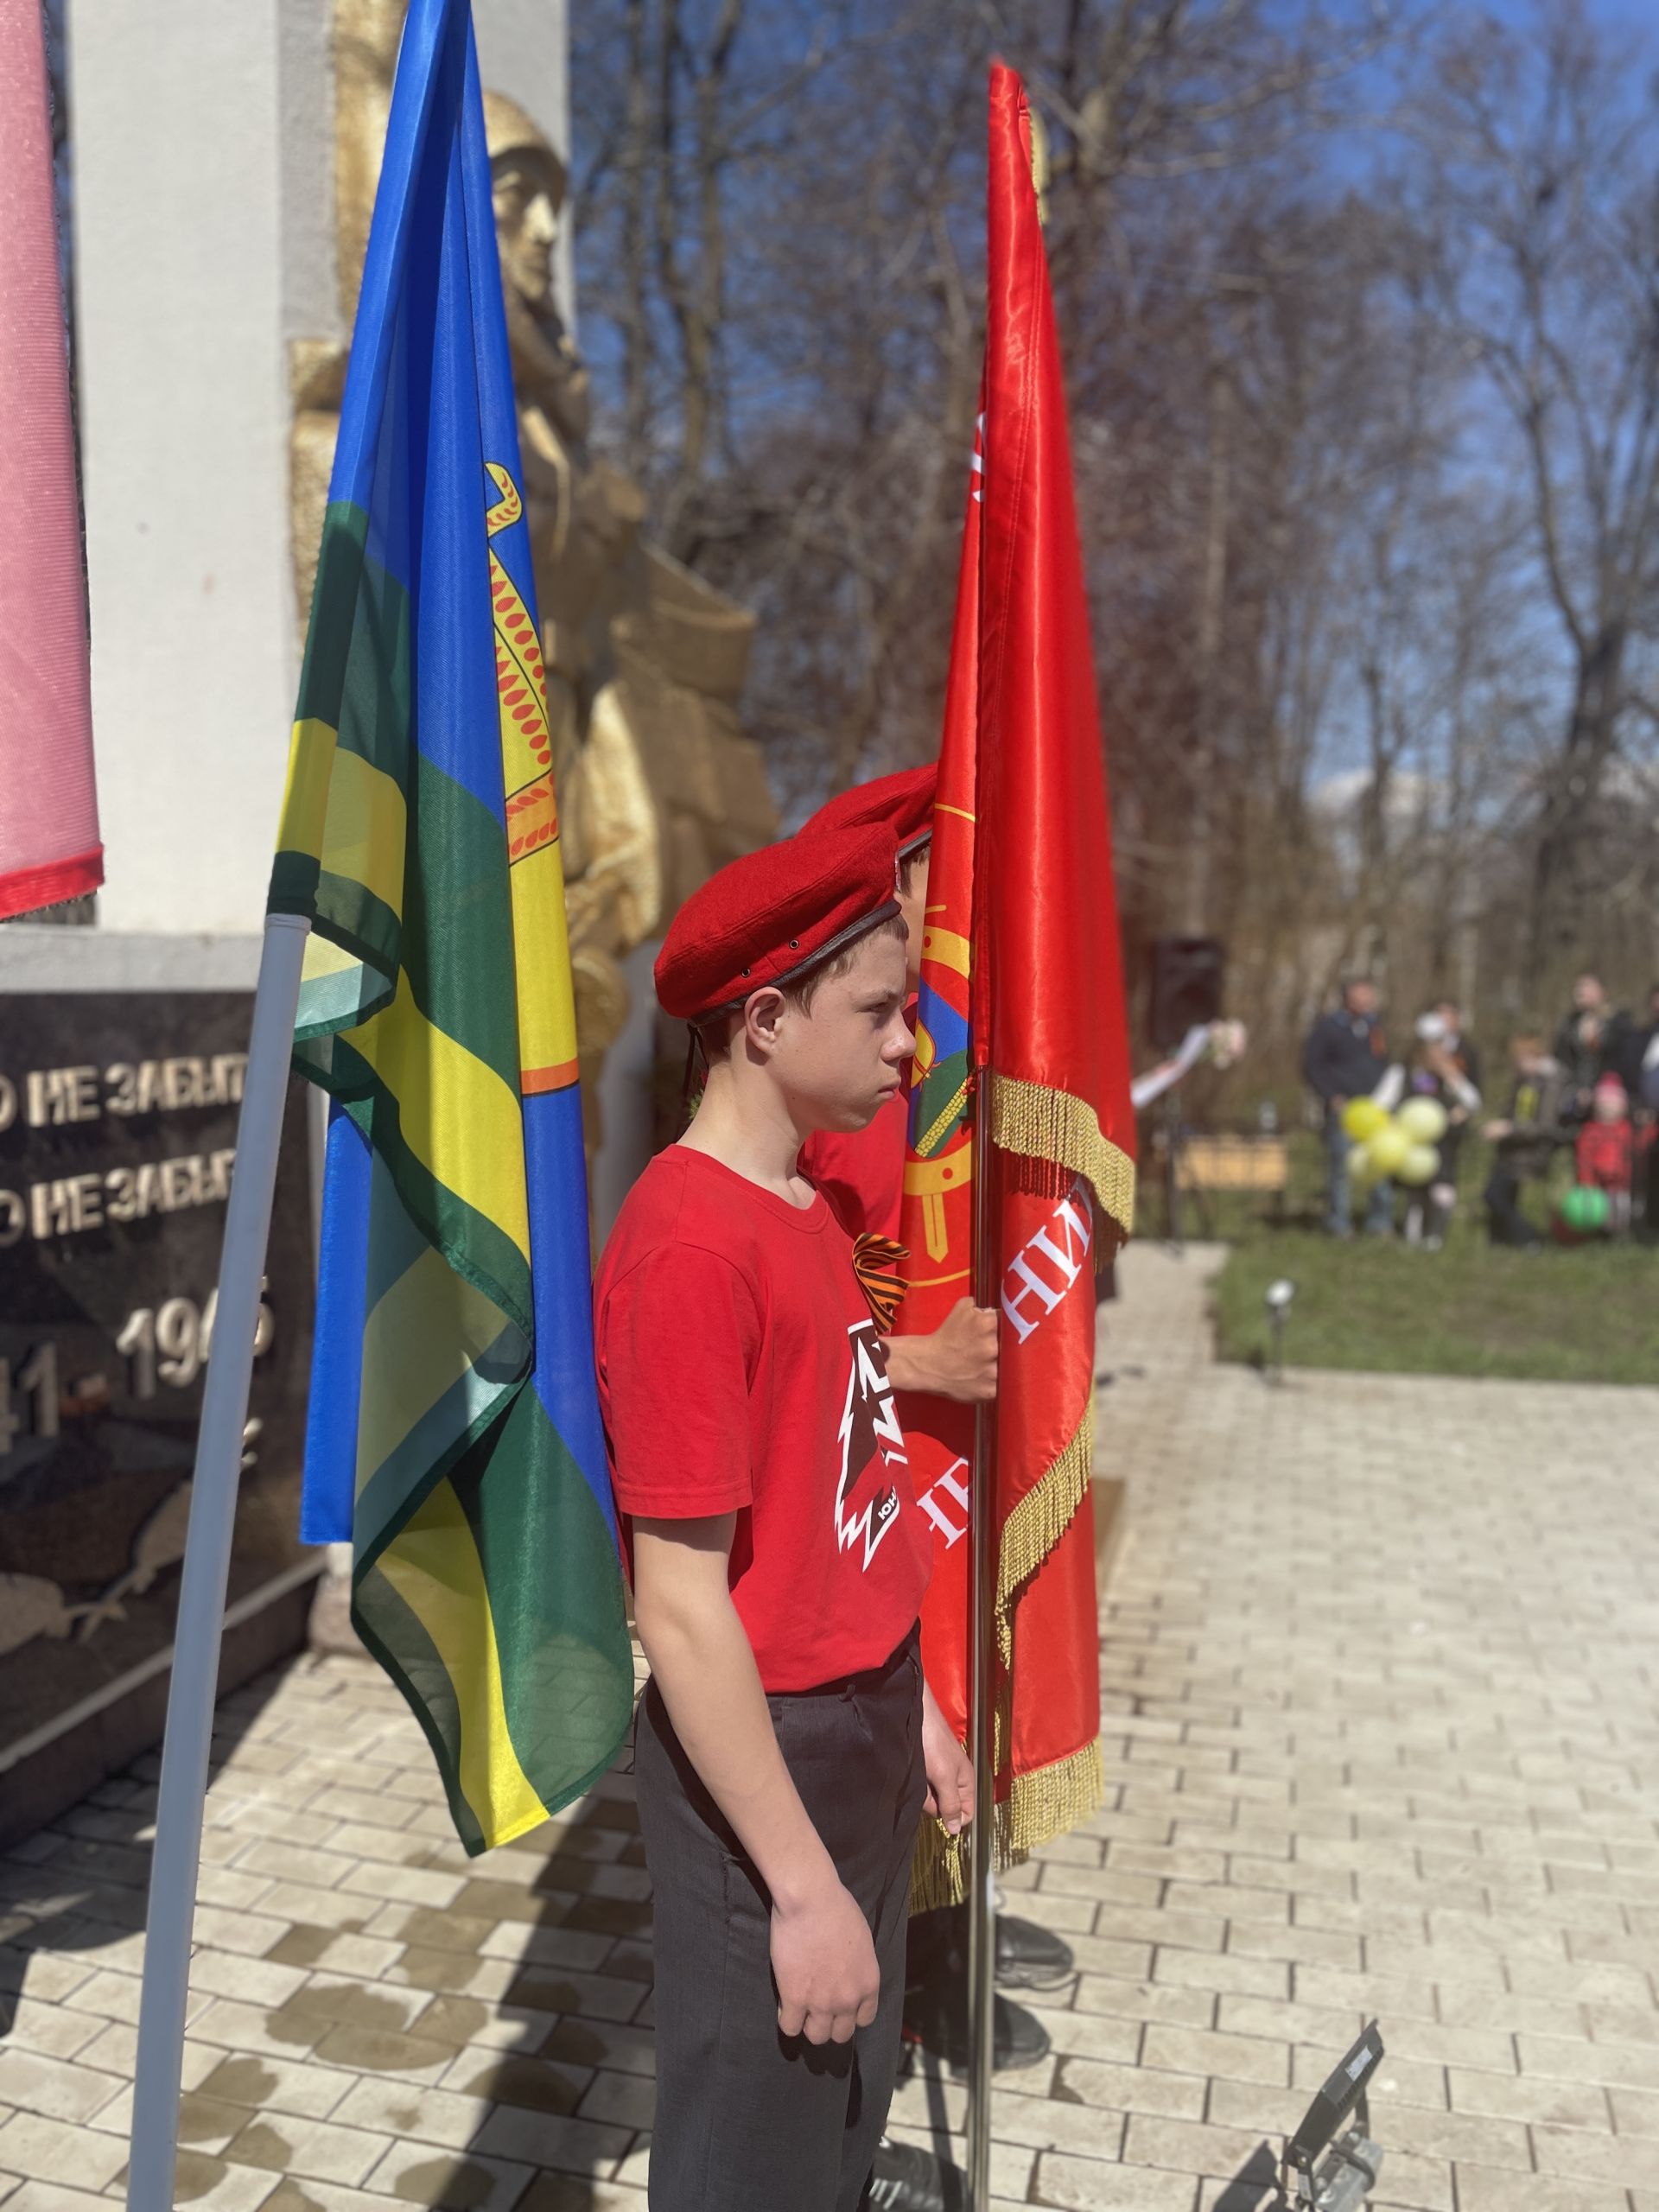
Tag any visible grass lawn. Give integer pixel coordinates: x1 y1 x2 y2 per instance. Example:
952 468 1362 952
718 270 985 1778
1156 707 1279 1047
1191 1135 1659 1386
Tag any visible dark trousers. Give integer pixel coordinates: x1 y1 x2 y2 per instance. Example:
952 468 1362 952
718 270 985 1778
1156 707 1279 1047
635 1630 925 2212
1484 1166 1541 1246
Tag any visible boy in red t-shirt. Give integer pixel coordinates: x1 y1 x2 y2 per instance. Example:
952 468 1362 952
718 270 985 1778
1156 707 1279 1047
594 823 975 2212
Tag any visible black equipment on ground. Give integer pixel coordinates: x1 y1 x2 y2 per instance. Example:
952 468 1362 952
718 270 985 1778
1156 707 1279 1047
1147 934 1225 1051
1281 2019 1386 2211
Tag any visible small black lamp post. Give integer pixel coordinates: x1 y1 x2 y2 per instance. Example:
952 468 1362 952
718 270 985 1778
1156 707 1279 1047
1281 2020 1386 2210
1264 1276 1295 1383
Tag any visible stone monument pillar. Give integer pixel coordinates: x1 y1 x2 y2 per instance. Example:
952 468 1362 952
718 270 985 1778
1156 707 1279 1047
70 0 582 937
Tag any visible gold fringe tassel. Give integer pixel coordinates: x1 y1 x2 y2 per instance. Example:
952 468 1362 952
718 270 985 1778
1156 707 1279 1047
908 1736 1106 1913
909 1813 971 1913
1010 1732 1104 1857
994 1397 1094 1665
990 1071 1135 1237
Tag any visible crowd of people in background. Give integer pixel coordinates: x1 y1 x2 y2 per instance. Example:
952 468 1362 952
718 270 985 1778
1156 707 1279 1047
1301 972 1659 1247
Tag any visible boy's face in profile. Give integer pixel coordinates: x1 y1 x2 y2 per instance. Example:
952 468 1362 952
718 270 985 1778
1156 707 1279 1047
772 926 912 1136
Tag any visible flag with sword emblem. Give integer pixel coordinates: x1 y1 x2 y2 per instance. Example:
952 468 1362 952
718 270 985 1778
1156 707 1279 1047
898 64 1136 1905
268 0 633 1852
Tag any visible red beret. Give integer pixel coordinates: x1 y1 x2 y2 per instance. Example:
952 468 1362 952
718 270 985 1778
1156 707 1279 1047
798 763 938 858
655 823 900 1022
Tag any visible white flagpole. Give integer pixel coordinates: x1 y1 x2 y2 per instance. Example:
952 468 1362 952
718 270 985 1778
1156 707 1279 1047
125 911 310 2212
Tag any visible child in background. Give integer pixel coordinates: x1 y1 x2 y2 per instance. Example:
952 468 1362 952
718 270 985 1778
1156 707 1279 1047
1482 1027 1569 1247
1575 1072 1637 1231
1402 1010 1482 1248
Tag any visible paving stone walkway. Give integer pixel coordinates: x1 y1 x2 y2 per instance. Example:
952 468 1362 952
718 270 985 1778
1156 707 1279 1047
3 1242 1658 2209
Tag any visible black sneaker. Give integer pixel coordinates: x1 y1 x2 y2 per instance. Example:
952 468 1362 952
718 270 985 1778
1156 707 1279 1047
865 2139 968 2211
909 1901 1076 1993
995 1911 1076 1990
901 1981 1052 2074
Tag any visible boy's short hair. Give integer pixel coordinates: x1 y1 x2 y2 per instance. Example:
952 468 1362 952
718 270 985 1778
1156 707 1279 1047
696 910 908 1055
898 838 931 897
781 909 908 1013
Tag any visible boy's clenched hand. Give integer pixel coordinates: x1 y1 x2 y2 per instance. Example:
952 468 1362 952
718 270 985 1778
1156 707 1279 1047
771 1875 881 2045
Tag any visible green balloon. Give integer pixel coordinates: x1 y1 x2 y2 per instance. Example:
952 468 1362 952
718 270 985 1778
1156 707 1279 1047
1560 1184 1611 1233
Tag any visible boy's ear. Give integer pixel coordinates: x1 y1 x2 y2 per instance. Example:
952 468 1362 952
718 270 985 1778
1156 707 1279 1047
741 986 788 1055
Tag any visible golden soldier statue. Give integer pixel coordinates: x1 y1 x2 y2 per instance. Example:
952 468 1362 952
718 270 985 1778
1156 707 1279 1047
292 3 775 1153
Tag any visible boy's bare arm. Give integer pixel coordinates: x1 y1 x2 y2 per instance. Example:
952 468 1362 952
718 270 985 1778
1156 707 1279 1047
632 1514 880 2046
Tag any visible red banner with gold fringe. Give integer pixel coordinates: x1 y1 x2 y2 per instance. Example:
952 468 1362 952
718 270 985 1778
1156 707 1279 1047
899 62 1135 1905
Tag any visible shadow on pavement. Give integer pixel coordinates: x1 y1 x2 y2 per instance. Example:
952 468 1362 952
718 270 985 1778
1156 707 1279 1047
1210 2138 1288 2210
1 1657 645 2210
0 1661 287 2008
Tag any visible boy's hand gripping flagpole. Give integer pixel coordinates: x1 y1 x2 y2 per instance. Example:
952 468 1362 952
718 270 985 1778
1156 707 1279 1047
125 912 308 2212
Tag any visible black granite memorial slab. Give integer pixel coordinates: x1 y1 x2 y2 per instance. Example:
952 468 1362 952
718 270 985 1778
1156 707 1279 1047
0 990 315 1820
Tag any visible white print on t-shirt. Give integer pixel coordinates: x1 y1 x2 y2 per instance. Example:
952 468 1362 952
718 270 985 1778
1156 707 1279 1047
836 1319 907 1571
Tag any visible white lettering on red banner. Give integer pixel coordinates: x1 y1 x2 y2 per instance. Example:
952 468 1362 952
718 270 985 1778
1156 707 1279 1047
1000 1175 1093 1345
918 1456 971 1548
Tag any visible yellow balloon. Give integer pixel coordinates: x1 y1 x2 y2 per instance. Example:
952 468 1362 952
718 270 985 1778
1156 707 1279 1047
1398 1097 1448 1144
1399 1143 1440 1187
1367 1124 1409 1176
1349 1143 1378 1185
1342 1097 1389 1141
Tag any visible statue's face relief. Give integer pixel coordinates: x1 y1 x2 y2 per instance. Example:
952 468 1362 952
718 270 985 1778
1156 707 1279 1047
493 157 561 309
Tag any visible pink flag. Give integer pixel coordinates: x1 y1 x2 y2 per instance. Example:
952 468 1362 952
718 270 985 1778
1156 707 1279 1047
0 0 101 919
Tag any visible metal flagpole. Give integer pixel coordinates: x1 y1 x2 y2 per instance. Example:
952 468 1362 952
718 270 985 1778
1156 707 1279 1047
126 911 309 2212
964 1064 998 2210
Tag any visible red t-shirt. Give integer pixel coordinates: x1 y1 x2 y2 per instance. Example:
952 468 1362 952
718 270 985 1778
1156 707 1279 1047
798 1088 908 1241
594 1145 932 1691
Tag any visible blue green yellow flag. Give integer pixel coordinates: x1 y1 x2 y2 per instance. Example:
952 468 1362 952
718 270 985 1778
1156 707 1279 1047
268 0 633 1852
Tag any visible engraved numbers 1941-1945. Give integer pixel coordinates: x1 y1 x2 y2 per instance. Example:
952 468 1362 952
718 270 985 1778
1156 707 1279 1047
0 1284 276 1466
